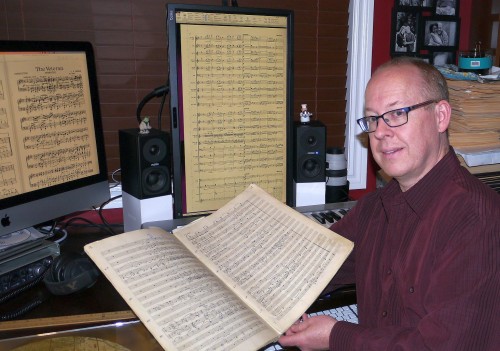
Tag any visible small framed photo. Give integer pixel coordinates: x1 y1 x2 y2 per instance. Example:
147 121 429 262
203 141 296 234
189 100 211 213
396 0 435 10
431 51 456 66
435 0 459 16
422 0 436 8
391 9 420 54
421 17 460 49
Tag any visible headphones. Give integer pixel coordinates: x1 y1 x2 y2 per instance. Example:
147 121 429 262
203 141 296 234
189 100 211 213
43 252 100 295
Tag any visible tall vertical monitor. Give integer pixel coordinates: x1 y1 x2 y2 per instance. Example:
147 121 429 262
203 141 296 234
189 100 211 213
0 41 109 240
167 3 294 218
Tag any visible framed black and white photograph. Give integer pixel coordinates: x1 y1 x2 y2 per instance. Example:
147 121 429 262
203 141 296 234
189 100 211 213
391 9 420 54
396 0 435 10
435 0 459 16
422 0 436 7
422 17 460 49
431 51 456 66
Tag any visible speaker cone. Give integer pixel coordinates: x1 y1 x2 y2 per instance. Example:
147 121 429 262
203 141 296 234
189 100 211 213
142 166 170 195
300 157 321 178
143 138 167 164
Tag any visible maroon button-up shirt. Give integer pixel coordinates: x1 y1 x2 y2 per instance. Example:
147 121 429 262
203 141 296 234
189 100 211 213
329 149 500 350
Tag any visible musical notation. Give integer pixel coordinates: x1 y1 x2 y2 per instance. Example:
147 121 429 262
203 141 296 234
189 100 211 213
0 54 99 197
183 195 337 319
0 164 16 190
176 11 288 28
84 185 353 351
26 144 91 169
20 110 87 132
17 74 84 94
101 234 270 351
28 160 95 189
0 135 13 159
17 91 85 114
181 25 289 213
0 108 7 130
23 127 89 150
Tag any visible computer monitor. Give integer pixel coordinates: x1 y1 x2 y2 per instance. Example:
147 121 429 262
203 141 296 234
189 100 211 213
0 40 110 241
167 3 294 218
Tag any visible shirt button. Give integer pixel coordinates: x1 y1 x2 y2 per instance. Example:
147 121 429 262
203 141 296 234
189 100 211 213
409 287 415 293
386 269 392 275
382 311 387 317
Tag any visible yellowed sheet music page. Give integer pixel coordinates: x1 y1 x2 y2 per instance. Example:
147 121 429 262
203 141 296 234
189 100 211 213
174 184 354 333
0 52 99 199
180 24 288 214
85 228 279 351
0 59 21 199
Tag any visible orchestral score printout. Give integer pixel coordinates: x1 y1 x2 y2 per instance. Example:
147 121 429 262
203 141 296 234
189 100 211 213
0 52 99 200
180 23 288 214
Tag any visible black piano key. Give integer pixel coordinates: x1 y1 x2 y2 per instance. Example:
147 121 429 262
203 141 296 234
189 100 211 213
311 213 326 224
327 211 342 221
338 209 348 216
320 212 334 223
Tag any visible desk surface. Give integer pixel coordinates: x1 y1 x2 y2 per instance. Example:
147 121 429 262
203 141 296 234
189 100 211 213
0 225 135 340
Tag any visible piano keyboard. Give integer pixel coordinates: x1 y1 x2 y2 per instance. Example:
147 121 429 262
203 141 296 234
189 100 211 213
261 304 359 351
143 201 357 232
296 201 356 227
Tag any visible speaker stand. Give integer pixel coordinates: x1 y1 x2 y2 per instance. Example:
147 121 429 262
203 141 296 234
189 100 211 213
122 192 173 232
293 181 326 207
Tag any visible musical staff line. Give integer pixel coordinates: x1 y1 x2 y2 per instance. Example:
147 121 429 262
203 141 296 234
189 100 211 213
181 25 288 213
17 74 84 94
0 52 99 199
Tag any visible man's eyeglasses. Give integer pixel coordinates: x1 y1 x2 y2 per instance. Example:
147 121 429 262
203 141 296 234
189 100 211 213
357 100 438 133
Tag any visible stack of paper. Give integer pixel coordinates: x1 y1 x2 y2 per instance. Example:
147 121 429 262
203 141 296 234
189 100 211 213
447 79 500 152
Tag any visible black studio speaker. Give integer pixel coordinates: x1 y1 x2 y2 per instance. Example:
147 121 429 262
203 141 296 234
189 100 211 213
292 121 326 207
293 121 326 183
119 128 171 199
119 129 173 231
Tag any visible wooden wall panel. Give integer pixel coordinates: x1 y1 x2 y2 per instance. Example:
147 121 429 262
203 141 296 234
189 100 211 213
0 0 349 178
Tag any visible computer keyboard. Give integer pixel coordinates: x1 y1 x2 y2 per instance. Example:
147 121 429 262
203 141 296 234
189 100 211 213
260 304 358 351
310 303 358 322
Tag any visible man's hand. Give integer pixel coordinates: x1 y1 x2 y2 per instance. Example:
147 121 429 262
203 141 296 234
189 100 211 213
278 314 337 351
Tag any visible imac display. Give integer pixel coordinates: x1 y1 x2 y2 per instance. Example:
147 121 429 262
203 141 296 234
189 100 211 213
0 40 109 242
167 4 294 218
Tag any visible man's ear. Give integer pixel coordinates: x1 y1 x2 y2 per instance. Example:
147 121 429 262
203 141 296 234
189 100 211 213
435 100 451 133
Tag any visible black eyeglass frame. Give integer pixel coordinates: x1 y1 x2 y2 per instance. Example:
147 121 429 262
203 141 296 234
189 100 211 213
357 100 439 133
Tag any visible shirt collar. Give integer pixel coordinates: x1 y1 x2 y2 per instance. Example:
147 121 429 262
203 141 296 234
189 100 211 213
380 147 459 219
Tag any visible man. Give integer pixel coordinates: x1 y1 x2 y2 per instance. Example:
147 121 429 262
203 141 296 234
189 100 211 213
279 57 499 350
436 0 456 15
436 22 449 45
403 25 416 52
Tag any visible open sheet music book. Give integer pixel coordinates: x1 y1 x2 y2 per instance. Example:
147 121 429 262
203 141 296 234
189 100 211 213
84 184 354 351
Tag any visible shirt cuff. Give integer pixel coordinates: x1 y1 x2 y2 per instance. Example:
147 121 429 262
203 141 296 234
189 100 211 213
330 321 367 350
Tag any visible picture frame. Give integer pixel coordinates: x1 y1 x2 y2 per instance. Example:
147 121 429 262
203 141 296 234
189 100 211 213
391 9 420 55
395 0 435 10
421 16 460 50
434 0 459 16
390 1 460 60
